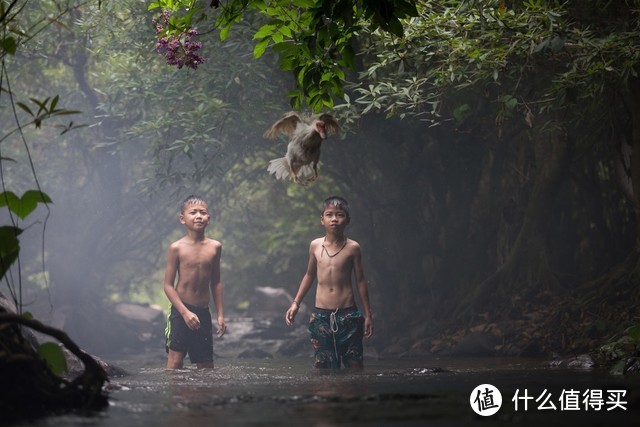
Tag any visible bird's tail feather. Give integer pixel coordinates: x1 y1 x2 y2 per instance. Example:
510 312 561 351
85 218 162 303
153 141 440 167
267 157 292 181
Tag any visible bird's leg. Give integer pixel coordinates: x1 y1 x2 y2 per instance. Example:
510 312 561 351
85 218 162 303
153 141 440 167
294 169 310 185
291 165 304 184
305 162 319 183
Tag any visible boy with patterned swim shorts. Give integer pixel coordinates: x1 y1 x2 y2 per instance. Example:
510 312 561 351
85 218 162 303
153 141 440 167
285 196 373 368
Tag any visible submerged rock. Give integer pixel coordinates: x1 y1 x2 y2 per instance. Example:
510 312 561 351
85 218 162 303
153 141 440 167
549 353 596 369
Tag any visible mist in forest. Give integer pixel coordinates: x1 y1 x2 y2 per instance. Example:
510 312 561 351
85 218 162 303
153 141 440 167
2 1 638 362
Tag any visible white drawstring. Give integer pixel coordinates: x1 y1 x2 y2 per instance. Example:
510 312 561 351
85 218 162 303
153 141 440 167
330 308 339 364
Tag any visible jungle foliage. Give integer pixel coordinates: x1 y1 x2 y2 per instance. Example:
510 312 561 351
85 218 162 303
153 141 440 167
1 1 109 417
1 0 640 368
149 0 418 111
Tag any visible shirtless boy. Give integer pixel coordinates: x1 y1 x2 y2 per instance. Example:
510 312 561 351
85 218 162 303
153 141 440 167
164 195 226 369
285 196 373 368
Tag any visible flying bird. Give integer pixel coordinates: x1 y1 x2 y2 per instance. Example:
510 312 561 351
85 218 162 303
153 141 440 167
264 111 342 185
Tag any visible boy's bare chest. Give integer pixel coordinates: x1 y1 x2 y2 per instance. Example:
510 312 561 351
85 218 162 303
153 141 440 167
180 247 217 270
315 248 352 271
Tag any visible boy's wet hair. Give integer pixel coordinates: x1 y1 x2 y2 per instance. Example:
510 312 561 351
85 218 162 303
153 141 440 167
180 195 208 213
322 196 350 217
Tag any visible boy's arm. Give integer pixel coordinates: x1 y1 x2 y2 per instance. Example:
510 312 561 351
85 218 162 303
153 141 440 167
353 244 373 338
210 244 226 337
163 244 201 330
285 242 317 326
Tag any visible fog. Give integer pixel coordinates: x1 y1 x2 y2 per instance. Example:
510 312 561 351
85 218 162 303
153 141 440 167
1 1 637 361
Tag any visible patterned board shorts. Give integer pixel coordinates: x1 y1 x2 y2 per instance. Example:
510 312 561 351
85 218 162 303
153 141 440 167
308 306 364 369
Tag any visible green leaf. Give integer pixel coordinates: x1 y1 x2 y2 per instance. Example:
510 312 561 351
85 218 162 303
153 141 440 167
220 24 231 41
253 38 270 58
453 103 471 123
292 0 316 7
0 226 22 281
395 0 419 18
50 95 59 112
0 36 17 55
253 24 276 40
628 325 640 342
0 190 52 220
16 102 34 117
278 25 293 38
37 342 68 375
386 17 404 38
340 44 355 70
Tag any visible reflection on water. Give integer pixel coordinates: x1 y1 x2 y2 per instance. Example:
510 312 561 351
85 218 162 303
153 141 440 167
13 352 639 427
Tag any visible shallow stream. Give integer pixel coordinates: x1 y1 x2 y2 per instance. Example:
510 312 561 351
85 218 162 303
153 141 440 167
14 351 639 427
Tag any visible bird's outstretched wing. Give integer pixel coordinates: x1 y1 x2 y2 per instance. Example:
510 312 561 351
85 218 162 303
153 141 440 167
316 113 342 136
263 111 302 139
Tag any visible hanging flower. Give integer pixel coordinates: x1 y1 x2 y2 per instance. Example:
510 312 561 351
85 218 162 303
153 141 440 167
153 11 205 70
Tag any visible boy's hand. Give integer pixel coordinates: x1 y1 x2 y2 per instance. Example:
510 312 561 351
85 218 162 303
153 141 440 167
285 302 299 326
364 315 373 338
183 310 201 330
216 317 227 337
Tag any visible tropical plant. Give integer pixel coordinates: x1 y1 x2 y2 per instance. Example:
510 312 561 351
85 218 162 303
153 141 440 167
148 0 419 111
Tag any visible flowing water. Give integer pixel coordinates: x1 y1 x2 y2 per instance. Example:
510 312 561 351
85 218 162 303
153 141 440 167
12 350 639 427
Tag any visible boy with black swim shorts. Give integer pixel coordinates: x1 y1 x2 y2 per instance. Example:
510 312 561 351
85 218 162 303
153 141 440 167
285 196 373 368
164 195 226 369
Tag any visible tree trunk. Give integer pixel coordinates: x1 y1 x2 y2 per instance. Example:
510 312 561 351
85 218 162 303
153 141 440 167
461 127 569 316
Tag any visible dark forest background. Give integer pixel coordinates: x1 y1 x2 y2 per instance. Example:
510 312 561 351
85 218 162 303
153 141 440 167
2 0 639 360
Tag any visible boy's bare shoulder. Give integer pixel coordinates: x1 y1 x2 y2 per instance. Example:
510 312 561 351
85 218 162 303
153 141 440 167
169 237 187 249
346 238 362 253
346 237 361 247
207 238 222 247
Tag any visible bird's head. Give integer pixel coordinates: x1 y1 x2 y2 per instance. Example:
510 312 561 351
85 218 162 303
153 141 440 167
315 120 326 139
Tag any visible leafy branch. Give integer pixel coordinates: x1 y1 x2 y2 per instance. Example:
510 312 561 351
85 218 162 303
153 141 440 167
148 0 419 112
0 95 84 144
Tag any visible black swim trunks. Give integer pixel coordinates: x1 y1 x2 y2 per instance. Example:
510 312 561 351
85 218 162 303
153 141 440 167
165 302 213 364
308 306 364 369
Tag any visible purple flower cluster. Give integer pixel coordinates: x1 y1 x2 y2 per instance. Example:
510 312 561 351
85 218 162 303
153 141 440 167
153 11 205 70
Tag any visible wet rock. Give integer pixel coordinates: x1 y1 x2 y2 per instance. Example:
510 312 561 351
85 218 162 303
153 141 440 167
113 302 165 345
114 302 163 324
407 367 446 374
622 357 640 374
549 353 596 369
49 302 166 355
62 347 128 379
249 286 301 320
245 318 291 340
278 334 311 358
